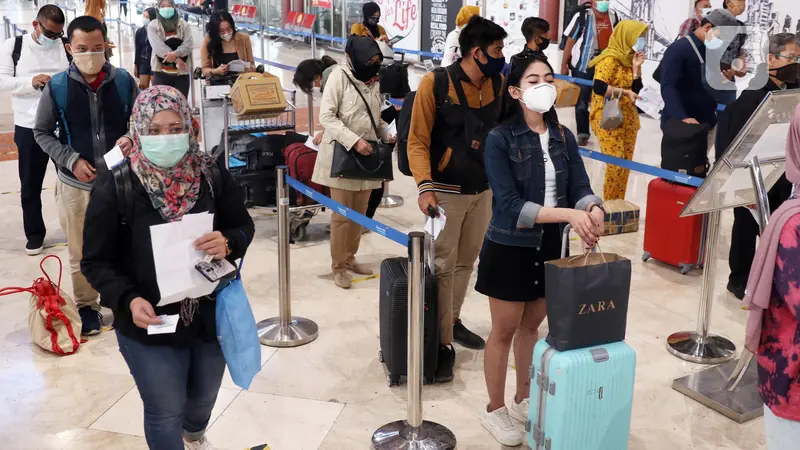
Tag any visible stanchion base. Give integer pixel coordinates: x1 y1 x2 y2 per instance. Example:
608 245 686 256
672 358 763 423
371 420 456 450
257 316 318 348
666 331 736 364
379 195 404 208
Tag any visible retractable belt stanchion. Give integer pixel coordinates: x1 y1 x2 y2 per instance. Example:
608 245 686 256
666 209 736 364
260 23 266 62
378 182 403 208
372 232 456 449
257 167 319 348
307 30 316 135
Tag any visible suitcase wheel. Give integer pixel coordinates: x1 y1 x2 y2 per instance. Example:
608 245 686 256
377 350 384 363
387 375 401 387
642 251 651 262
291 221 308 241
679 263 693 275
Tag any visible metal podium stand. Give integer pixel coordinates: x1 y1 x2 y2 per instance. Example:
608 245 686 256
666 89 798 423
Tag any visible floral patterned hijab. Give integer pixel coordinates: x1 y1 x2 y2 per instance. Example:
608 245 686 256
129 86 215 222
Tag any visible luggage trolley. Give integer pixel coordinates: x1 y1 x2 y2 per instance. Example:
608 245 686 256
197 71 324 240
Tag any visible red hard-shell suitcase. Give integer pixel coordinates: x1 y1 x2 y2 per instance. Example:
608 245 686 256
283 143 329 206
642 179 706 274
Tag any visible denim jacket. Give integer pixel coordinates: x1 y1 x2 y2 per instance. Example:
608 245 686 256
484 117 601 248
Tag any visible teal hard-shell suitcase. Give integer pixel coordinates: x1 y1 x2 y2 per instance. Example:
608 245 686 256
527 339 636 450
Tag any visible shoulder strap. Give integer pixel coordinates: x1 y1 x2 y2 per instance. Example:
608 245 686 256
431 67 450 107
11 36 22 76
61 38 73 64
112 160 135 225
445 64 470 109
490 73 502 98
49 72 72 147
208 162 223 198
685 35 704 64
340 71 382 142
113 69 134 118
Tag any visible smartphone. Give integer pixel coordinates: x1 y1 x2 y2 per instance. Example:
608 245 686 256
194 258 236 283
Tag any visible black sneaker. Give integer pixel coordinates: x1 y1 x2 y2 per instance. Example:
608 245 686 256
79 306 102 336
25 237 44 256
434 344 456 383
453 320 485 349
727 281 746 300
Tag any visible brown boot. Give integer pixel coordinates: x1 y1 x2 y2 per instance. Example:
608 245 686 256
346 262 373 275
333 271 352 289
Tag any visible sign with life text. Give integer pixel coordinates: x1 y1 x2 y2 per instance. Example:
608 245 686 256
375 0 420 58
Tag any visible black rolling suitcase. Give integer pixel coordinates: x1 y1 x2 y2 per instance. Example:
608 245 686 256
379 235 439 386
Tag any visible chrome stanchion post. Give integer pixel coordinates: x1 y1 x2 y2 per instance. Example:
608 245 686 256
116 21 123 68
257 167 319 348
378 181 404 208
726 155 771 391
222 95 230 169
372 232 456 449
307 30 316 135
260 23 266 62
666 209 736 364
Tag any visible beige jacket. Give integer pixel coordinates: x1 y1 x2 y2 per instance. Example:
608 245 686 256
312 65 387 192
147 19 194 75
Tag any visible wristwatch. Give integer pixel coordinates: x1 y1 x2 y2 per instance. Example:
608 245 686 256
224 238 232 256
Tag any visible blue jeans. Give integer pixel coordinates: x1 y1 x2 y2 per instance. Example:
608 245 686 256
116 331 226 450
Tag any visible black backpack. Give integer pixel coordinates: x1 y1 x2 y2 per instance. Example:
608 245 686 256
111 161 223 225
379 62 411 99
660 119 711 180
12 35 72 77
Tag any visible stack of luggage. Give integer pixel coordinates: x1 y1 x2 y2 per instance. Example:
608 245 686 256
528 224 636 450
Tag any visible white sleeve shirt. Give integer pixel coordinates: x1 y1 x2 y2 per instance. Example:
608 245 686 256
0 34 70 129
540 129 557 208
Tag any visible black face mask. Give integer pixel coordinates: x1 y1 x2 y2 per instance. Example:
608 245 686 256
368 16 380 26
474 48 506 78
772 63 800 84
537 37 551 52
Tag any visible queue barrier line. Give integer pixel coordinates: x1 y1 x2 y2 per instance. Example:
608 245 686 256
578 147 703 187
284 175 409 247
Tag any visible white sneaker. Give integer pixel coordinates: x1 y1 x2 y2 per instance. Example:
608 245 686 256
509 397 529 423
184 437 223 450
480 406 524 447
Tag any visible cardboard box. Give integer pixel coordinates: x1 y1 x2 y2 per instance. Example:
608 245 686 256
554 79 581 108
230 72 287 117
603 199 640 236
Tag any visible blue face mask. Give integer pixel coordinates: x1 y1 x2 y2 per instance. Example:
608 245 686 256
140 133 189 168
596 1 610 13
38 34 58 47
159 7 175 19
632 37 646 53
705 35 724 51
474 48 506 78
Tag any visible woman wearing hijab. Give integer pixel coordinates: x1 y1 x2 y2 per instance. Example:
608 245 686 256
350 2 388 42
147 0 194 98
588 20 648 200
135 7 157 89
744 104 800 449
442 5 480 67
81 86 255 450
313 35 394 289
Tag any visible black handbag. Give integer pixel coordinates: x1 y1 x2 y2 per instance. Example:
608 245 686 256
660 119 710 179
330 72 394 182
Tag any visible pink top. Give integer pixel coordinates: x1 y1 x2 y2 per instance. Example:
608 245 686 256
758 214 800 421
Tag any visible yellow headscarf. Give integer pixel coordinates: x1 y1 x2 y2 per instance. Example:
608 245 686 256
456 6 480 28
588 20 649 68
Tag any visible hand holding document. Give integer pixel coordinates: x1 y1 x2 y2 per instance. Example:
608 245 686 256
424 207 447 240
304 135 320 151
635 86 664 120
150 213 220 307
227 59 249 73
103 145 125 169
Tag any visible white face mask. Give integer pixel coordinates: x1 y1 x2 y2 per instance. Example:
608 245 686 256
38 34 58 47
700 8 712 18
221 32 233 42
143 18 151 27
520 83 557 114
632 37 646 53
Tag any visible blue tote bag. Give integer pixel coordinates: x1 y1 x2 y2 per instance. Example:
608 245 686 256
216 259 261 389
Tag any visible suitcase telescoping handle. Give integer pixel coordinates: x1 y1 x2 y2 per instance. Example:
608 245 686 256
561 224 599 259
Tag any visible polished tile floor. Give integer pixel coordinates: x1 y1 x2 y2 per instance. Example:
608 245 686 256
0 2 768 449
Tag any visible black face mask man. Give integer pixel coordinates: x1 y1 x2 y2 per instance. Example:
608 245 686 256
768 36 800 87
346 35 383 83
472 46 506 78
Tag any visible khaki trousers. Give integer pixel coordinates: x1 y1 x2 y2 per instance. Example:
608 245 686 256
434 190 492 344
329 188 372 273
55 179 99 310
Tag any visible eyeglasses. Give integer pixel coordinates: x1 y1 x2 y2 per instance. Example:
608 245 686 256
774 53 800 63
39 24 64 40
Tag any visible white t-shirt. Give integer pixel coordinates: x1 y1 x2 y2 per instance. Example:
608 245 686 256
0 34 70 128
540 129 557 208
442 28 461 67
